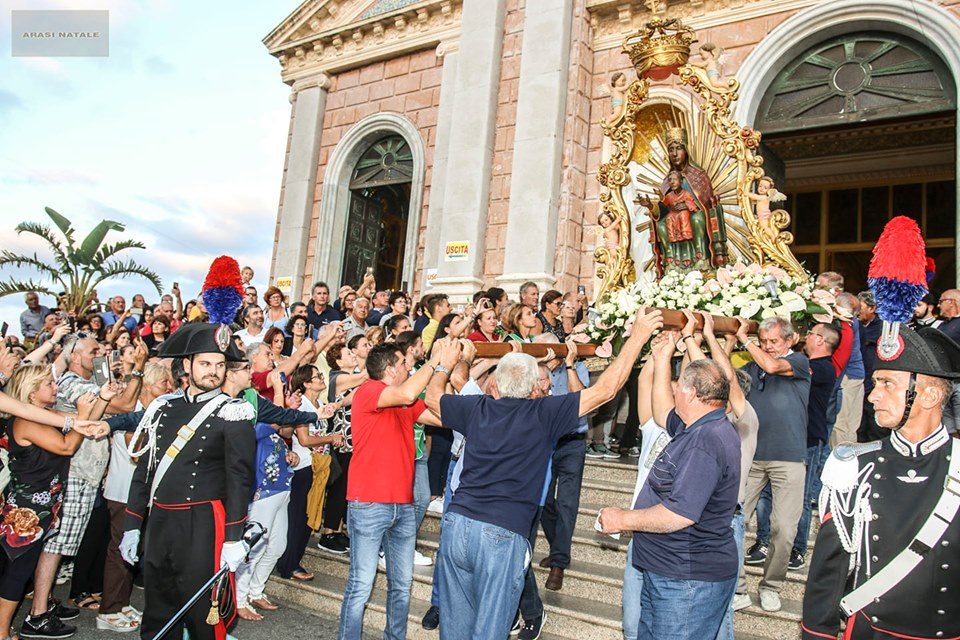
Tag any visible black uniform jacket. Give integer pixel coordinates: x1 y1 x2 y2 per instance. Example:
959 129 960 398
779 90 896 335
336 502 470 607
123 388 257 541
802 427 959 639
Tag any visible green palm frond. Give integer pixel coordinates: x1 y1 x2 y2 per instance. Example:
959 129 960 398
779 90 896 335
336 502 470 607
0 280 59 299
78 220 125 263
0 251 68 286
90 239 147 265
90 259 162 294
43 207 78 255
14 222 73 272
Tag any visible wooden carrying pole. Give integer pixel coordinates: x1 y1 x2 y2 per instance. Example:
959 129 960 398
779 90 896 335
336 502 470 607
472 309 758 358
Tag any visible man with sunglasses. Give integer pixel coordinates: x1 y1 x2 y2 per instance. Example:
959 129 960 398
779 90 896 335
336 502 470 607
936 289 960 342
735 316 811 613
790 323 840 571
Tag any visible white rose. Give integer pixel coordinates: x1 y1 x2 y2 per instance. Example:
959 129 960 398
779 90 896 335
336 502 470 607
739 300 762 319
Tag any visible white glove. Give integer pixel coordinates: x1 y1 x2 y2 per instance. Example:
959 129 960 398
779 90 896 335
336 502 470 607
119 530 140 565
220 540 248 572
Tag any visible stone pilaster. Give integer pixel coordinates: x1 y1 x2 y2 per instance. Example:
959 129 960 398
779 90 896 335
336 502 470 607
421 40 460 289
271 73 330 302
430 0 507 301
497 0 574 296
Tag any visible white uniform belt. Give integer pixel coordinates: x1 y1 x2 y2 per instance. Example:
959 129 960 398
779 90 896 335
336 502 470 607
148 395 229 509
840 438 960 617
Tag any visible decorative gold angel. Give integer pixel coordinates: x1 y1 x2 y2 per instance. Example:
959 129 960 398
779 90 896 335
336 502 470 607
593 209 625 299
601 71 630 165
693 43 727 88
746 176 787 241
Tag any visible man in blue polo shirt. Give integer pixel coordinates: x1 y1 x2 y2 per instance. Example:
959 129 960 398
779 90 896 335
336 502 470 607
424 310 664 640
599 331 741 640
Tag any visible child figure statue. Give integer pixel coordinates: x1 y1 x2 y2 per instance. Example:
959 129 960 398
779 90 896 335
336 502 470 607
694 43 727 88
601 72 629 165
746 175 787 241
598 209 622 252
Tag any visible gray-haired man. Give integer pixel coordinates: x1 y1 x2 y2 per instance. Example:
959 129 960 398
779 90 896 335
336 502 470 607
735 317 810 613
424 310 663 640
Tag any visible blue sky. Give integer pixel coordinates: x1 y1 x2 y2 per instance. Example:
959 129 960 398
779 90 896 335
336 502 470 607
0 1 298 335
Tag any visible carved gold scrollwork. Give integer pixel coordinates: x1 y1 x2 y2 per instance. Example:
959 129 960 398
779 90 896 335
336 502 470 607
593 19 808 300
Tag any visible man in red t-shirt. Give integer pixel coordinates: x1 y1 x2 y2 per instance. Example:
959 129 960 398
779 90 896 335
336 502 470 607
248 339 316 405
338 341 457 640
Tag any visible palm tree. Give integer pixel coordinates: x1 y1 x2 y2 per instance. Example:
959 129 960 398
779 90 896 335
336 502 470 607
0 206 162 315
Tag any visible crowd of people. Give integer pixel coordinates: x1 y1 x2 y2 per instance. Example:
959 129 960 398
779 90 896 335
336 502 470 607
0 262 958 640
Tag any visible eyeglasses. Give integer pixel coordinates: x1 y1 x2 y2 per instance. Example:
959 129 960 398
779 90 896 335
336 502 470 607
940 298 960 304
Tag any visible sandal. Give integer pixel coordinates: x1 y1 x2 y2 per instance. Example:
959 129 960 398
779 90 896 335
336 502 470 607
121 606 142 622
72 593 100 611
96 612 139 633
249 596 278 611
236 606 263 622
291 570 314 582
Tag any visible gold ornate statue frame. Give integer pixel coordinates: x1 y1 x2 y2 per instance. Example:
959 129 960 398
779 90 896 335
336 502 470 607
594 19 806 302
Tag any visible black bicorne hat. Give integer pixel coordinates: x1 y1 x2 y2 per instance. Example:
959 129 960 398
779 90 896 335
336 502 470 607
874 324 960 380
156 323 246 362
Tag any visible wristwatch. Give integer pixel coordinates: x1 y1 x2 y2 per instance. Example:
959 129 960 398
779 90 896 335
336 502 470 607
130 369 145 379
434 365 450 376
0 371 8 387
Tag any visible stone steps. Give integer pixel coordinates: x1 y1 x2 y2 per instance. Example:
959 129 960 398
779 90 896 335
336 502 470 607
265 457 810 640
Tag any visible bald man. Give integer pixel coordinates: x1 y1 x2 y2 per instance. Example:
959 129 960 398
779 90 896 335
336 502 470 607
937 288 960 342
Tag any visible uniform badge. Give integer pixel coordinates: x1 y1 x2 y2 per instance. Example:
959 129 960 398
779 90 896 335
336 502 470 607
896 469 929 483
877 334 905 361
215 324 231 352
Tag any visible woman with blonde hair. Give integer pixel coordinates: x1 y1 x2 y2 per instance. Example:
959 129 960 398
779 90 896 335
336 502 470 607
364 325 384 347
504 304 538 343
0 365 110 640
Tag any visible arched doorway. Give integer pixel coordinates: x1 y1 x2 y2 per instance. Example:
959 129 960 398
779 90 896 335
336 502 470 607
341 135 414 291
755 32 956 293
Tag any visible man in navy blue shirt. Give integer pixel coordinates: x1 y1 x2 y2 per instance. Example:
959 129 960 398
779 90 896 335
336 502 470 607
306 281 342 328
424 310 664 640
599 331 741 640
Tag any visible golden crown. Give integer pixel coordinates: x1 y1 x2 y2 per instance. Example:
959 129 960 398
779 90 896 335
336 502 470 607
622 18 696 80
665 127 688 146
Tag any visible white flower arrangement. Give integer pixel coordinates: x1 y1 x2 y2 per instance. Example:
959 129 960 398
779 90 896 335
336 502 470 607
587 262 833 348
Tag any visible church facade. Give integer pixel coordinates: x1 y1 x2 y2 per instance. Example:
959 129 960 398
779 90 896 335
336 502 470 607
265 0 960 301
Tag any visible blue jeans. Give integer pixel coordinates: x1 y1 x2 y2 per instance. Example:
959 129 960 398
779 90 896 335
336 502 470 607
338 502 415 640
518 508 543 622
437 512 529 640
716 511 745 640
430 459 458 608
793 442 827 556
414 457 430 531
541 437 586 569
623 539 644 640
638 570 736 640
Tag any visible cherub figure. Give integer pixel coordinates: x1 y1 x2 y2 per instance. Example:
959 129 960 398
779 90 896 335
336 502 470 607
601 72 629 165
695 43 727 88
606 72 628 126
598 209 621 251
746 175 787 240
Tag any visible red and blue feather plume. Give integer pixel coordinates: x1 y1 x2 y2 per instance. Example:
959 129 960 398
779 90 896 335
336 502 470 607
201 256 245 325
868 216 927 358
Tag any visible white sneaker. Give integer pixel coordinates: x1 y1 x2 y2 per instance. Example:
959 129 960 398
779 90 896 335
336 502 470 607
732 593 751 611
414 550 433 566
759 589 781 612
426 498 444 514
378 551 386 570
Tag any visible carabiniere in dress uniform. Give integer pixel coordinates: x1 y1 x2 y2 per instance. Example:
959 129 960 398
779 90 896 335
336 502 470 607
119 322 256 640
801 323 960 640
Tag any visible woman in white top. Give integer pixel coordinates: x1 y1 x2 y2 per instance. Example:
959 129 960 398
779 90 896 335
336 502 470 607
262 286 289 332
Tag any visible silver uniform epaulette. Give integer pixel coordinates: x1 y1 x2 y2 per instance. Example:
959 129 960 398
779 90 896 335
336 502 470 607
819 440 883 577
217 398 256 422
